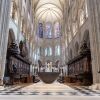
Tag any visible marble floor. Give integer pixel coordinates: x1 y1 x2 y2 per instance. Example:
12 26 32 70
0 81 100 100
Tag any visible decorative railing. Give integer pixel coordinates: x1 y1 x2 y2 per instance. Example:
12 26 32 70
4 42 31 84
8 55 30 78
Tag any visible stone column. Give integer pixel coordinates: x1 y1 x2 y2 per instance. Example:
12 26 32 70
0 0 5 43
52 22 55 64
17 0 22 43
0 0 11 85
87 0 100 84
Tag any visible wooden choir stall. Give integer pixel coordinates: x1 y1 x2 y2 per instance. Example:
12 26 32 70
4 42 31 85
67 41 93 85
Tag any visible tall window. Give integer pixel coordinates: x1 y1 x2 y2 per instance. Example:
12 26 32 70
49 47 52 56
45 22 52 38
45 47 52 56
34 48 40 61
33 50 37 61
38 23 43 38
45 48 47 56
54 22 60 38
55 45 60 56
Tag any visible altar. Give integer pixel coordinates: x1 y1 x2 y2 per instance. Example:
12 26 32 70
37 62 60 84
38 72 59 84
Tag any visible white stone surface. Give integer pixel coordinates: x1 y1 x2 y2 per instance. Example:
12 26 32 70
0 95 100 100
0 82 100 100
21 81 75 93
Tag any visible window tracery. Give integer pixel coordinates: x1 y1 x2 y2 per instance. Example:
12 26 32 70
45 22 52 38
45 47 52 56
38 23 43 38
54 22 61 38
55 45 60 56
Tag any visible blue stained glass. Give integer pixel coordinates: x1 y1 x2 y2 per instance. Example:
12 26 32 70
45 22 52 38
38 23 43 38
54 22 60 38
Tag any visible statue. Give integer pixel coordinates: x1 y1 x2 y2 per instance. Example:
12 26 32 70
45 62 52 72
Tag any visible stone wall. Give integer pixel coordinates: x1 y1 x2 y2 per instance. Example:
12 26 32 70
87 0 100 84
64 0 100 87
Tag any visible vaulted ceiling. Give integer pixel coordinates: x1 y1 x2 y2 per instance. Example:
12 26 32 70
34 0 65 22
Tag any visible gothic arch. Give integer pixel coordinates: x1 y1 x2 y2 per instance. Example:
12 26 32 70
8 29 16 48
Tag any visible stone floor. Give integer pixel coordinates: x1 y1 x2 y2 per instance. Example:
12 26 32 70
0 81 100 100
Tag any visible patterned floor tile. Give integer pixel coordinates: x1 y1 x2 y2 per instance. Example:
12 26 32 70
0 82 100 96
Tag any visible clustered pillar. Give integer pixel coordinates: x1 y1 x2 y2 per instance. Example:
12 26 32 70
88 0 100 84
0 0 11 85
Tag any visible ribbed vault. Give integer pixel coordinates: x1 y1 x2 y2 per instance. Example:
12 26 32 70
34 0 65 22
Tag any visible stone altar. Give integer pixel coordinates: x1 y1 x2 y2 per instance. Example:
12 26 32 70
38 62 60 84
38 72 59 84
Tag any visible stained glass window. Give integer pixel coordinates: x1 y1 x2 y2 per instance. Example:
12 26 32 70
55 45 60 56
45 22 52 38
54 22 60 38
49 47 52 56
45 48 48 56
33 48 40 61
38 23 43 38
45 47 52 56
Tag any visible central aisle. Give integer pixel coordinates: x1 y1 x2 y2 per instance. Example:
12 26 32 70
0 81 100 100
21 81 77 94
